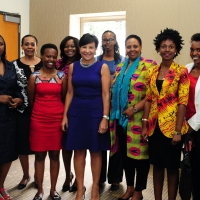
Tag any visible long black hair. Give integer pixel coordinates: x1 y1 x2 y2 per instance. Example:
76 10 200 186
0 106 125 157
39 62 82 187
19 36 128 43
0 35 6 59
60 36 81 68
99 30 120 64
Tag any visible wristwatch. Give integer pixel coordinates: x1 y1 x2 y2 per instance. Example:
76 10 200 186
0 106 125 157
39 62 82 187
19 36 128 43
173 131 182 136
103 115 109 120
133 105 137 113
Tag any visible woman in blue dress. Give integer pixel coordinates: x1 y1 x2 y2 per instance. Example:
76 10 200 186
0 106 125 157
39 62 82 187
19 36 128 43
62 33 110 200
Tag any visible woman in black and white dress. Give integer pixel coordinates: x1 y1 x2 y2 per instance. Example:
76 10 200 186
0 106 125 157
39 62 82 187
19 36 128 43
13 34 42 190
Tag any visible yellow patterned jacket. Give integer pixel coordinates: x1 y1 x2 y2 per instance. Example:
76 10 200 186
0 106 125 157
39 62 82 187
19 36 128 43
145 62 189 138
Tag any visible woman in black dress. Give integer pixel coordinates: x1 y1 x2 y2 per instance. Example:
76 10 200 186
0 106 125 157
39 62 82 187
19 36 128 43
12 34 42 189
56 36 81 192
0 35 23 200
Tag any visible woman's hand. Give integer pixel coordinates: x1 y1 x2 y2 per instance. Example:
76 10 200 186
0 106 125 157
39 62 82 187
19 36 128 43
123 106 134 118
98 118 108 134
171 134 181 145
0 95 12 104
141 127 148 141
61 116 68 132
9 98 23 108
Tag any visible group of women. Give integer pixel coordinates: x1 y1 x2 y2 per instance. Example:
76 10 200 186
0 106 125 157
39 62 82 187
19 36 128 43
0 27 199 200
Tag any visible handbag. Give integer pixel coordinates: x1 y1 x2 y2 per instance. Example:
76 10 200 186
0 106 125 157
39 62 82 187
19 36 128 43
179 133 192 200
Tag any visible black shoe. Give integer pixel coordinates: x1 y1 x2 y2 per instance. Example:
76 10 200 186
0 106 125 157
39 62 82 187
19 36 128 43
82 187 86 200
18 177 31 190
50 191 61 200
33 193 43 200
62 184 70 192
62 172 74 192
111 183 119 191
69 185 77 192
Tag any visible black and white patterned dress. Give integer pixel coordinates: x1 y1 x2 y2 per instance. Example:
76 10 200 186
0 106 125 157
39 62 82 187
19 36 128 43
13 58 42 155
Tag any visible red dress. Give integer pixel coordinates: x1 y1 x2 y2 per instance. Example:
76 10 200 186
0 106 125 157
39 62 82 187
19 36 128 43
30 71 64 151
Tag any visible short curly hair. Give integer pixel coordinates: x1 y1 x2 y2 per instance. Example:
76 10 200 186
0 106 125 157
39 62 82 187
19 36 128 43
191 33 200 42
153 28 184 58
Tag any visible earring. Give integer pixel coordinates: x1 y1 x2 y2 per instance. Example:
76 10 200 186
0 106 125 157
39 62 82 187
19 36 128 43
35 51 37 55
21 50 24 55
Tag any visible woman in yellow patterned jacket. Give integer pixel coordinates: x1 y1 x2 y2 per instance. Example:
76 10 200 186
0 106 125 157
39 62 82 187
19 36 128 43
141 28 189 200
110 34 156 200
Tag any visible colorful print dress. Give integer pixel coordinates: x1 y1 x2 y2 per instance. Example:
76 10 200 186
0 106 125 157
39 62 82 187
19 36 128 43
110 57 157 160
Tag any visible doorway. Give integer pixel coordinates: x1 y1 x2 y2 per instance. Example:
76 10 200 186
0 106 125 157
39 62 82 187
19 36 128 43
0 11 20 61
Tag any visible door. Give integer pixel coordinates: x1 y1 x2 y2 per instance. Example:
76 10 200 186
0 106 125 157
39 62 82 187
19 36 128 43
0 12 20 61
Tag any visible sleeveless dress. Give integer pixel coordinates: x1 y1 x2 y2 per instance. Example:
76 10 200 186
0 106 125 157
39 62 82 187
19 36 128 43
64 60 110 152
30 70 65 151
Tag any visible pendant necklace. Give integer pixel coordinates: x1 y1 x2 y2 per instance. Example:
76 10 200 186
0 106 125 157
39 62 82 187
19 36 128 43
161 69 166 80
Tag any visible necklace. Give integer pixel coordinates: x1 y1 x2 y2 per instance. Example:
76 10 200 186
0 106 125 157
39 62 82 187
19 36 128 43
29 65 35 72
80 58 96 68
160 69 166 80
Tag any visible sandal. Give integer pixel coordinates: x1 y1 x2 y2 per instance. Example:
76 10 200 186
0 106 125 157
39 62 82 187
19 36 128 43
0 187 12 200
0 194 4 200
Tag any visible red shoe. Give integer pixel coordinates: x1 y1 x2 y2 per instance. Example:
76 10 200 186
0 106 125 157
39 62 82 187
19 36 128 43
0 193 4 200
0 187 12 200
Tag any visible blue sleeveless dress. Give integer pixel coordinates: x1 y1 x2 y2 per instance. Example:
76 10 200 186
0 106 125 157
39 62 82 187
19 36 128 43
64 60 110 152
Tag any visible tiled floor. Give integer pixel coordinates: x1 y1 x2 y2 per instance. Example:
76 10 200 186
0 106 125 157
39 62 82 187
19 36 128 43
4 153 182 200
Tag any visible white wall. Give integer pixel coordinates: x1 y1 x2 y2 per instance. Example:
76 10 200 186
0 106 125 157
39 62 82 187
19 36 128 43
0 0 30 43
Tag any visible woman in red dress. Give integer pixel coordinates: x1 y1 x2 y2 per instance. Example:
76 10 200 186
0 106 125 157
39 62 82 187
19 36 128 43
28 43 67 200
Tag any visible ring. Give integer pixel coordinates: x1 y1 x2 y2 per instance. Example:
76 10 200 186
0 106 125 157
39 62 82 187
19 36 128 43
126 115 128 118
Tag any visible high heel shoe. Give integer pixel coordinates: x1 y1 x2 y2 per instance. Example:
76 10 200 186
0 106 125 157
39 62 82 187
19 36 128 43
82 187 86 200
18 176 31 190
33 192 43 200
62 172 74 192
0 187 12 200
50 191 61 200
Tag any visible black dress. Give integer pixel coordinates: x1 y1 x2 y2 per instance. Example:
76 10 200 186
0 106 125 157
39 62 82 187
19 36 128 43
0 58 23 164
13 58 42 155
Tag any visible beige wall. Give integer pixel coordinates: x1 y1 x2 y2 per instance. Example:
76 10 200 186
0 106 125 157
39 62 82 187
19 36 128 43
30 0 200 65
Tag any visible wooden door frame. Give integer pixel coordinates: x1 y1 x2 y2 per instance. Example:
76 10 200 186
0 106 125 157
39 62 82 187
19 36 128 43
0 10 21 58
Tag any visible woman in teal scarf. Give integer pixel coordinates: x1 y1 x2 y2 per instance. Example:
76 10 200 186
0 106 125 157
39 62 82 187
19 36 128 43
110 35 156 200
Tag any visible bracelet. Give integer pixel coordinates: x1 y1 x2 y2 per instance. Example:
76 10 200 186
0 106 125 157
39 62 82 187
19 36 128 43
142 118 148 121
173 131 182 136
103 115 109 120
133 105 137 113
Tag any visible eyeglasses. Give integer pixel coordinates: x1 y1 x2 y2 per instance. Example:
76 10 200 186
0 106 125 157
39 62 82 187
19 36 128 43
102 38 115 43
